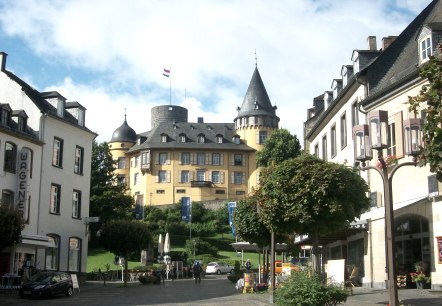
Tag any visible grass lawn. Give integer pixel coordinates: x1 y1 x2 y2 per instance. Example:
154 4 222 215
87 248 141 273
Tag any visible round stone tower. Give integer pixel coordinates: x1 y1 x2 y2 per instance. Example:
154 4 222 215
151 105 188 129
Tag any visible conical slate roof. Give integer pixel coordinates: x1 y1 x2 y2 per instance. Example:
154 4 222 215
236 67 277 118
111 118 137 143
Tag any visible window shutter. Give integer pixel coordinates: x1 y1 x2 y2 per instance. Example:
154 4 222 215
155 173 159 183
190 171 194 180
220 154 224 165
220 171 225 184
231 154 234 166
178 171 182 183
242 155 246 166
167 171 171 183
178 153 182 165
256 131 260 144
191 153 196 165
241 172 246 184
155 153 159 165
231 172 234 183
167 153 171 165
395 111 404 158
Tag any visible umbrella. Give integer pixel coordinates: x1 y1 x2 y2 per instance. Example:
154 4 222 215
158 234 163 256
164 232 170 254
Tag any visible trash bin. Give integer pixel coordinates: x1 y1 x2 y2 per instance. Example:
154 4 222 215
243 272 255 293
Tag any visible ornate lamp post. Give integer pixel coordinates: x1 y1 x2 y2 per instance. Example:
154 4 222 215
353 111 422 306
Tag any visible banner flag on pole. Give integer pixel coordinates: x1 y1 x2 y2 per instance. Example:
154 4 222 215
163 68 170 77
228 202 236 237
181 197 191 221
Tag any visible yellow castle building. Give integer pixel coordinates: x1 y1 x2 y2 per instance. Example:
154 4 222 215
109 67 279 207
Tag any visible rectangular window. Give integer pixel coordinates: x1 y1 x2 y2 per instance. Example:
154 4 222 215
181 170 190 183
215 190 226 194
236 190 246 195
314 144 319 158
177 189 186 193
331 125 337 157
134 173 140 185
197 153 205 165
340 112 347 149
259 131 267 144
387 122 396 156
134 156 140 167
233 172 244 185
4 142 17 173
421 36 432 62
351 101 359 127
181 152 190 165
118 157 127 169
234 154 243 166
156 190 165 194
212 153 221 165
68 238 81 272
50 184 61 214
52 137 63 167
322 135 327 161
72 190 81 218
74 146 84 174
159 170 167 183
45 235 59 270
117 174 126 185
196 170 205 181
212 171 220 183
141 151 149 165
1 190 14 208
217 136 223 143
159 152 168 165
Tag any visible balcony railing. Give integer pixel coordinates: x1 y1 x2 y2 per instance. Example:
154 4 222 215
191 181 212 188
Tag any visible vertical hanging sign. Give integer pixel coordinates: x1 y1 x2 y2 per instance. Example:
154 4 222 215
181 197 191 221
437 236 442 264
228 202 236 237
16 148 30 221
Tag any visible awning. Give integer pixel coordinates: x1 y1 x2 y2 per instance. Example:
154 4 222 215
20 234 56 248
294 220 368 246
231 242 288 252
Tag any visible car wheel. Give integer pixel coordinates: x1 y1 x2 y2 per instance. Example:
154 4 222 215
66 286 73 296
216 270 221 275
44 289 52 298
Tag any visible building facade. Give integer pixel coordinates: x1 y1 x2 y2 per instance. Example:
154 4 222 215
109 67 279 207
0 52 96 276
303 0 442 290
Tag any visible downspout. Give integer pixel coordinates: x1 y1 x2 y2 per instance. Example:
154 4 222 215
37 113 48 235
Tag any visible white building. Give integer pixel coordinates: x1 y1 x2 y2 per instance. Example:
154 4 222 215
0 52 96 277
303 0 442 290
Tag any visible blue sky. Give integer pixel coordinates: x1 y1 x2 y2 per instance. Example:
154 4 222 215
0 0 432 143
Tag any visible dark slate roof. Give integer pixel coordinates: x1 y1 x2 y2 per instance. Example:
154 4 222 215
127 121 255 153
3 70 95 134
111 119 137 143
235 67 278 118
362 0 441 106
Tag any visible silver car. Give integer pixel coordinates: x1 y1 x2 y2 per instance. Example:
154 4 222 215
205 262 234 275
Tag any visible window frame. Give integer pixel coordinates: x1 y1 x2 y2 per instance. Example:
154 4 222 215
212 153 221 165
181 152 190 165
4 141 17 173
420 35 432 63
45 234 60 270
340 112 347 149
68 237 81 272
72 190 81 219
50 183 61 214
74 146 84 175
52 137 64 167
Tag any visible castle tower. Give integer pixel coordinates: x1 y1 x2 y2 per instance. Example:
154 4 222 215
108 114 137 185
234 67 279 192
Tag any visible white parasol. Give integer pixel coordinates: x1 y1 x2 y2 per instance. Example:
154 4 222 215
158 234 163 256
164 232 170 254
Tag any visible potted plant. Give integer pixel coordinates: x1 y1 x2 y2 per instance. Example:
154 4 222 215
410 272 429 289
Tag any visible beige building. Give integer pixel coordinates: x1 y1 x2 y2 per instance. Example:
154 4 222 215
303 0 442 290
109 67 279 207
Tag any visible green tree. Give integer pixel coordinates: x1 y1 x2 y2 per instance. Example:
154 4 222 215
408 46 442 181
257 154 370 273
100 220 151 286
89 141 134 240
0 205 25 251
256 128 302 167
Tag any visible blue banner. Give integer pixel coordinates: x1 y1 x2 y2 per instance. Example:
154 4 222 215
181 197 191 221
228 202 236 237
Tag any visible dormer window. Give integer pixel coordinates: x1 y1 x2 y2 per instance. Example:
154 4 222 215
216 135 223 144
197 134 205 143
331 79 342 100
0 104 12 126
254 100 259 109
161 134 168 143
351 51 359 73
232 135 240 144
179 134 186 143
420 36 432 63
18 117 26 132
78 109 85 126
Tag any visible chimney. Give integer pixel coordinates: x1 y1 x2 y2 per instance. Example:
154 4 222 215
197 117 204 123
367 36 377 50
0 52 7 71
382 36 397 50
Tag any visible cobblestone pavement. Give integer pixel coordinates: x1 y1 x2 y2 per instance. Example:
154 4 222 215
1 276 442 305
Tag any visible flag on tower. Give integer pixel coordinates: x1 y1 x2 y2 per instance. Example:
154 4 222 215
163 68 170 77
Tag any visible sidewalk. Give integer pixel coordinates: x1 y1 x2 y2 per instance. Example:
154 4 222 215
343 287 442 305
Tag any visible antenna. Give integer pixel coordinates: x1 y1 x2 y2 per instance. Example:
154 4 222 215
124 108 127 121
255 49 258 67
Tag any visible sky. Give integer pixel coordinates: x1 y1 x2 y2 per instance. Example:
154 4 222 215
0 0 433 144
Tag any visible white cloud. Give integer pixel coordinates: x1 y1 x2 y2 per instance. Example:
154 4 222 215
0 0 432 143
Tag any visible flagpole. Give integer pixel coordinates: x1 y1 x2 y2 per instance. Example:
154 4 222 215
169 70 171 105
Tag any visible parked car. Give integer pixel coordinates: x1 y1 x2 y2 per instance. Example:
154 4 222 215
205 262 234 275
261 260 300 274
19 271 74 298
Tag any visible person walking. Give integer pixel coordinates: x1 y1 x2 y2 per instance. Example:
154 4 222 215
245 259 252 272
193 261 202 284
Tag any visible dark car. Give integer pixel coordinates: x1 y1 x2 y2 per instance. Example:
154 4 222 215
19 271 74 298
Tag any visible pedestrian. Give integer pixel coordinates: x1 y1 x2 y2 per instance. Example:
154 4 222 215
193 261 202 284
245 259 252 271
171 262 176 281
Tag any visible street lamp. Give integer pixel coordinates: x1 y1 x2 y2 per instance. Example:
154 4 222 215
192 239 196 260
353 111 422 306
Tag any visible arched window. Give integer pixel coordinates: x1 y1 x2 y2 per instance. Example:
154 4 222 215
45 234 60 270
68 237 81 272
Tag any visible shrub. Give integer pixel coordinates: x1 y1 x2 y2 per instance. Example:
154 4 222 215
138 274 160 285
275 270 348 306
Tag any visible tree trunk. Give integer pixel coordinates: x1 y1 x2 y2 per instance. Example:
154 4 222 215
124 254 128 287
